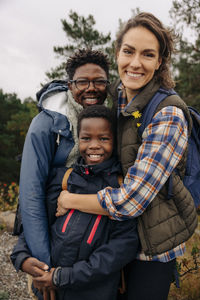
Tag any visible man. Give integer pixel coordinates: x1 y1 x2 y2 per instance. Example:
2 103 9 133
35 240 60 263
17 48 110 270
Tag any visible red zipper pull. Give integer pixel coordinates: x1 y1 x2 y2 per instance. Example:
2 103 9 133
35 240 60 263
85 167 89 175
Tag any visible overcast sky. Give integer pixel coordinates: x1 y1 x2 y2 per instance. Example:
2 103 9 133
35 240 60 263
0 0 173 101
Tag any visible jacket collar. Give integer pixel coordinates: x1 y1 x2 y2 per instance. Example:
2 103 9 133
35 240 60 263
121 78 160 116
74 156 121 176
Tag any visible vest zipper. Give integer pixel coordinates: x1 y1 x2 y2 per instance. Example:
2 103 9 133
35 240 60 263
61 209 75 233
87 215 102 244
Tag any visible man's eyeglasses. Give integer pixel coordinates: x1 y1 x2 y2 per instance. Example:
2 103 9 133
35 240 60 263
69 79 110 91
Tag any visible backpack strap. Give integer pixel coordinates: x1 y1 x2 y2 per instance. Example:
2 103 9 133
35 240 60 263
62 168 73 190
138 88 177 137
137 89 181 200
118 174 123 186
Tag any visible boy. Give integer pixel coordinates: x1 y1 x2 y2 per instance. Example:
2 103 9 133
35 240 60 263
11 105 138 300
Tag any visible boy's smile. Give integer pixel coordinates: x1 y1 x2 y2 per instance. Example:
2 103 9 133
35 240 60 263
79 117 113 165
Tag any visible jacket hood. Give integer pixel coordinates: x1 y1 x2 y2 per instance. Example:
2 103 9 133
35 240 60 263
37 80 69 115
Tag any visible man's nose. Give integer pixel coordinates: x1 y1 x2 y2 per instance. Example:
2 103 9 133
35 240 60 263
85 81 96 91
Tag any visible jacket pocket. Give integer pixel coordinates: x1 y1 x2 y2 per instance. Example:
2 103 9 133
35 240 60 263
62 209 75 232
87 215 102 244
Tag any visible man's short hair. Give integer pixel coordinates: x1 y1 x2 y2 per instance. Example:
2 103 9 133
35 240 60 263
77 105 115 137
66 48 110 80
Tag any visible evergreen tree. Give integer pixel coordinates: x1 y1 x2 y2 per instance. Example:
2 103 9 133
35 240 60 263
0 90 37 183
46 11 118 81
170 0 200 110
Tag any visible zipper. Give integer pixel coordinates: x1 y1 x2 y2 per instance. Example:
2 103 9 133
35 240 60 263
61 209 75 233
87 215 102 244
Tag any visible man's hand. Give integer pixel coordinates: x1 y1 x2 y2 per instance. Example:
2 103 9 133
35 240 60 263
21 257 49 277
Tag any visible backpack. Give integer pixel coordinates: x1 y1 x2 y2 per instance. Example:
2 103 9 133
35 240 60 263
138 88 200 209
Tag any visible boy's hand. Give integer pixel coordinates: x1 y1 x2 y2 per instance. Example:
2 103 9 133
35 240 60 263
56 190 70 216
43 288 56 300
32 268 55 288
21 257 49 277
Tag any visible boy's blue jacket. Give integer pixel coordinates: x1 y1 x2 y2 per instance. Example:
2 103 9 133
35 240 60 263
11 156 139 300
19 81 77 266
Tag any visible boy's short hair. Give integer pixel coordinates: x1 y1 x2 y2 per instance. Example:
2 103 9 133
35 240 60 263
66 48 110 80
77 105 115 137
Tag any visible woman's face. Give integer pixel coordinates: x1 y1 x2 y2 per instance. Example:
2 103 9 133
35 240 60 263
117 26 162 102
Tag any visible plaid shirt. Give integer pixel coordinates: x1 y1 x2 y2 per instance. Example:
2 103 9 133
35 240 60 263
97 90 188 262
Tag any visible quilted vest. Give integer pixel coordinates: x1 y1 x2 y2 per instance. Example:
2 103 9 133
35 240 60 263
116 79 198 256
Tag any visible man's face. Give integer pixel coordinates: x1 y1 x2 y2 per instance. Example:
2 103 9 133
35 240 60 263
68 63 108 108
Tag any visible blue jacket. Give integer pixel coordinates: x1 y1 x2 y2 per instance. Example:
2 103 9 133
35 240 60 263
19 81 76 266
11 156 138 300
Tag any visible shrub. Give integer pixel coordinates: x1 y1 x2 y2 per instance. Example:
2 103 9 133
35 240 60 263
0 182 19 211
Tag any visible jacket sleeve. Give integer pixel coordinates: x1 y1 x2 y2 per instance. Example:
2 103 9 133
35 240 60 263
55 219 138 288
19 111 56 266
10 232 31 272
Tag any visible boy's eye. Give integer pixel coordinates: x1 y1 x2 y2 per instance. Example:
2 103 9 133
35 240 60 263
100 137 110 141
80 137 90 141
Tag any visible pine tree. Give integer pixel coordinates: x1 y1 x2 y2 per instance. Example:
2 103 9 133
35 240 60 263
170 0 200 110
46 11 118 81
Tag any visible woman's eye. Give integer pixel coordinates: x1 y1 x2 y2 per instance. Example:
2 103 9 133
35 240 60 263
123 49 132 55
144 53 155 58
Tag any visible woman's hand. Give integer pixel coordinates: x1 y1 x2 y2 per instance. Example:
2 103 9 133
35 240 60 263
56 190 70 217
56 190 108 216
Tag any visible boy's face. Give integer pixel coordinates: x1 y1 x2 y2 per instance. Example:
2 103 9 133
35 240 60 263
79 117 113 165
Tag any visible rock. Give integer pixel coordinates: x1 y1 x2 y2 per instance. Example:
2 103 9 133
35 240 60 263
0 231 31 299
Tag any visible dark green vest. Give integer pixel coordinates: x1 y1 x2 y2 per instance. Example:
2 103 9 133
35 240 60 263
114 79 198 256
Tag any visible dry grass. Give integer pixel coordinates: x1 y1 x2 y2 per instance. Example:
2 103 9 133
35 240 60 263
168 215 200 300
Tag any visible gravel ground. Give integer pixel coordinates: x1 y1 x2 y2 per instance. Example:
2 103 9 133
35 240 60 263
0 231 32 300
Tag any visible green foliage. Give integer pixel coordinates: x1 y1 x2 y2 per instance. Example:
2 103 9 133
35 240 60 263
170 0 200 111
0 89 38 183
0 291 9 300
0 224 6 231
45 10 118 82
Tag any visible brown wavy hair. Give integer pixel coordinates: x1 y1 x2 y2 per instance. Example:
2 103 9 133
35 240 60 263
115 12 176 89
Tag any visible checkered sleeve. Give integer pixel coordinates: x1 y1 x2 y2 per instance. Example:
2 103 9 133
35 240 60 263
97 106 188 220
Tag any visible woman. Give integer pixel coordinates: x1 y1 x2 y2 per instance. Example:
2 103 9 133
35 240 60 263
56 12 197 300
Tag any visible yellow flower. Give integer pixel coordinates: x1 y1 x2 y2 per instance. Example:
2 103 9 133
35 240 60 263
132 111 142 119
137 123 141 127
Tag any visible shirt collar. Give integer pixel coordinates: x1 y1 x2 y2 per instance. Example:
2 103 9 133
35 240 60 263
118 83 137 116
